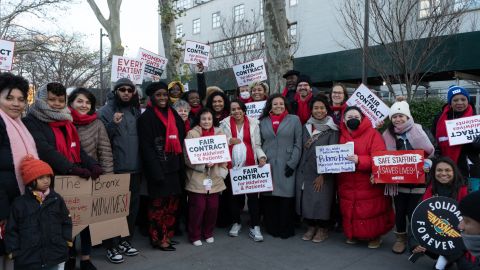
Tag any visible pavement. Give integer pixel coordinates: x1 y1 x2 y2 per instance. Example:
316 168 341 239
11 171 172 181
83 225 439 270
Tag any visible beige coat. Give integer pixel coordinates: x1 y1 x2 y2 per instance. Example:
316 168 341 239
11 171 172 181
184 126 228 194
76 119 114 173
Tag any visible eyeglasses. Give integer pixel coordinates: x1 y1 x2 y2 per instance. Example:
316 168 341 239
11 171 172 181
118 87 134 93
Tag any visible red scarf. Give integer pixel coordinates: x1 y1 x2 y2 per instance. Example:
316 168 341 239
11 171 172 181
295 92 312 125
184 119 191 134
281 86 289 97
153 106 183 154
201 127 215 137
48 120 81 163
69 107 97 126
190 105 202 116
270 110 288 135
229 116 255 168
435 105 473 163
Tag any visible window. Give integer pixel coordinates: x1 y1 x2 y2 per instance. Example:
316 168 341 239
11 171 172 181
290 0 298 6
418 0 441 18
235 36 246 52
176 24 183 38
176 0 192 9
289 23 297 43
234 4 245 22
212 12 220 28
245 34 257 51
193 18 201 34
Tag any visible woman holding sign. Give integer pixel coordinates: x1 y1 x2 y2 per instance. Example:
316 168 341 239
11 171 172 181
338 106 394 248
259 93 302 239
295 95 339 243
220 100 267 242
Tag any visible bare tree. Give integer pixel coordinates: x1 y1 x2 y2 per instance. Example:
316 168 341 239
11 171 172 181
158 0 184 80
339 0 467 100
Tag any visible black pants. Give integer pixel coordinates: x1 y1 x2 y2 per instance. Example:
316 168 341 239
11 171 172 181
216 175 233 228
262 196 295 239
393 192 422 233
231 193 260 227
304 218 330 229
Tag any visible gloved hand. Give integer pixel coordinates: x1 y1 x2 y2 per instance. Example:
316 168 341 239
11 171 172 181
89 165 103 180
69 167 91 179
284 165 294 177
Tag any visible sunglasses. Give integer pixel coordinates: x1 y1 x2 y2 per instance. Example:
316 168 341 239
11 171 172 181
118 87 134 93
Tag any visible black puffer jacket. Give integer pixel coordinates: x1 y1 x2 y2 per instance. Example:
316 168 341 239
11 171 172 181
5 188 72 270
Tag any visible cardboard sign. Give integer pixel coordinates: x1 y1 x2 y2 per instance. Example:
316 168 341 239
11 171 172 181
111 55 145 84
232 59 267 86
137 48 168 81
184 40 210 67
0 39 15 70
346 84 389 127
411 196 465 255
372 150 425 184
445 115 480 146
230 164 273 195
246 101 266 119
185 135 231 164
316 143 355 174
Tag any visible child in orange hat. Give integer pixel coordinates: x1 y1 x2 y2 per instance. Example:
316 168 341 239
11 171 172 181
5 155 72 270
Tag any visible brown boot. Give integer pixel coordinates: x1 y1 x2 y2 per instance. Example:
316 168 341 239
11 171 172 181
302 226 317 241
312 228 328 243
392 232 407 254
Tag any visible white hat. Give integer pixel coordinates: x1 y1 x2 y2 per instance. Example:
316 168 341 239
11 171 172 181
389 101 412 119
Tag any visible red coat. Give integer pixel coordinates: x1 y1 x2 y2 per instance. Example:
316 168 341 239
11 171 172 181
422 185 468 202
338 117 395 240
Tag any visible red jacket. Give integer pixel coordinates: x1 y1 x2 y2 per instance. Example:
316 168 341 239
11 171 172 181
338 117 395 240
421 185 468 202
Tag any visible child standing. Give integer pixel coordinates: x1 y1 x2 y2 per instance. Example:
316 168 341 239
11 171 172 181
5 155 72 270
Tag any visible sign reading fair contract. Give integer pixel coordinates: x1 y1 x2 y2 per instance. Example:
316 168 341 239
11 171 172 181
137 48 168 81
246 101 266 119
346 84 389 127
111 55 145 84
230 164 273 195
445 114 480 146
372 150 425 184
185 135 231 164
411 196 465 255
316 143 355 173
0 39 15 70
184 40 210 67
232 59 268 86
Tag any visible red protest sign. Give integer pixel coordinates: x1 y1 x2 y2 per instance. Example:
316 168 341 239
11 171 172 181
372 150 425 184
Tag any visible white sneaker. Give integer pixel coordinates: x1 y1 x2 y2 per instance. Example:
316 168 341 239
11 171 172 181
229 223 242 237
192 240 202 246
205 237 214 243
249 226 264 242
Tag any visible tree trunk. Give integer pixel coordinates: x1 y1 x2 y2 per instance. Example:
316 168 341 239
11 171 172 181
159 0 179 80
263 0 293 94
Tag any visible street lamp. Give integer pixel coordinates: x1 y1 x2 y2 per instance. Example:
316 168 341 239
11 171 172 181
99 28 108 104
362 0 370 85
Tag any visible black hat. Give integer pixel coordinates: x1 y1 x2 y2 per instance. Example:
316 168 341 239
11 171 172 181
145 82 169 97
282 70 300 79
459 190 480 222
113 78 136 92
296 75 312 87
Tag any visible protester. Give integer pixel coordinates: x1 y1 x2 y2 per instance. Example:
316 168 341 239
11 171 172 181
220 100 267 242
180 62 206 119
5 155 71 270
459 190 480 266
172 99 192 133
328 83 349 125
0 73 37 270
259 94 302 239
295 95 338 243
410 157 472 270
23 82 101 270
205 86 224 105
281 70 300 111
184 108 229 246
168 81 184 105
68 88 114 173
338 106 394 248
206 91 230 125
98 78 141 263
236 85 252 104
138 82 186 251
294 75 314 125
250 81 269 102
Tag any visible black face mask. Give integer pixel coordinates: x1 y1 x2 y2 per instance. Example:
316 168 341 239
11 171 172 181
346 118 361 130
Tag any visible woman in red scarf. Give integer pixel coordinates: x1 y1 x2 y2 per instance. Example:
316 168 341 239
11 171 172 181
328 83 349 125
220 100 267 242
138 82 186 251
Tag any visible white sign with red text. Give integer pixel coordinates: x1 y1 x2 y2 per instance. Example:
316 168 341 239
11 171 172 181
246 101 266 119
111 55 145 84
445 115 480 146
137 48 168 81
346 84 389 127
185 135 231 164
232 59 268 86
230 164 273 195
0 39 15 70
184 40 210 67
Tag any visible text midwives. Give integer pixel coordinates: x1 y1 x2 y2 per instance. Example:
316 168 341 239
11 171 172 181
232 167 270 181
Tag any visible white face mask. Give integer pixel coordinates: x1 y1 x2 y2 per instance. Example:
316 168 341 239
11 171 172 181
240 91 251 99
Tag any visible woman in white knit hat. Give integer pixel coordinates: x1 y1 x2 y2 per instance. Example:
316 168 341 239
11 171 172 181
382 99 435 255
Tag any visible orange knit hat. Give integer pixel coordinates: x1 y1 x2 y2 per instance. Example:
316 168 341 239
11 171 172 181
20 155 54 185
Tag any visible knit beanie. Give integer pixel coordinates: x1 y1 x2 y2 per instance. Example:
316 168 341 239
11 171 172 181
447 85 469 104
20 155 54 186
389 101 412 119
113 78 136 93
168 81 185 94
459 190 480 222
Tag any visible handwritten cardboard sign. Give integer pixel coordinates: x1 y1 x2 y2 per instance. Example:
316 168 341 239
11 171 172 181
232 59 267 86
346 84 389 127
230 164 273 195
184 40 210 67
372 150 425 184
445 115 480 146
246 101 266 119
137 48 168 81
0 39 15 71
111 55 145 84
316 143 355 174
185 135 231 164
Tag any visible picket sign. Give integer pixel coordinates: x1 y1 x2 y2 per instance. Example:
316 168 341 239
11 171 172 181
230 164 273 195
372 150 425 184
0 39 15 70
137 48 168 81
185 135 231 164
111 55 145 84
246 101 266 119
184 40 210 67
346 84 389 127
445 114 480 146
232 58 267 86
316 143 355 174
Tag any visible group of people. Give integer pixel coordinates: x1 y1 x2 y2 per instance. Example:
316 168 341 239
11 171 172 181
0 64 479 270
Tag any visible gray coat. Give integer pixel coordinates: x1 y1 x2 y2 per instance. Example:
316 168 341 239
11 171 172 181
260 114 302 198
97 94 141 173
295 124 339 220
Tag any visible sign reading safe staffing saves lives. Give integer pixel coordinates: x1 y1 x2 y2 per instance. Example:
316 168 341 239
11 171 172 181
185 135 231 164
372 150 425 184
